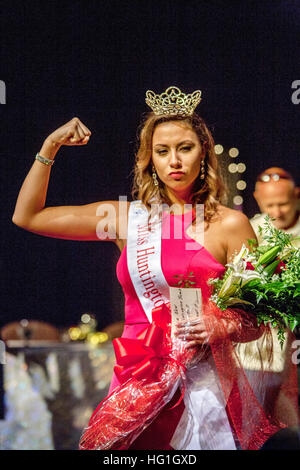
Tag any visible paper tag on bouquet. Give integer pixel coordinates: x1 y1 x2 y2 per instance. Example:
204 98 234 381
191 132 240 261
169 286 202 337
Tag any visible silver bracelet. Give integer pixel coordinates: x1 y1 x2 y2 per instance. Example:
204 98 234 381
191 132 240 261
35 152 55 166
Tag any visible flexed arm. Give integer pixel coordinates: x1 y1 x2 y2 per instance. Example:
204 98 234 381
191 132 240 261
12 118 128 245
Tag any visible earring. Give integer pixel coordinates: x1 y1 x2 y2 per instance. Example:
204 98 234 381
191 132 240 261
200 159 205 180
152 166 159 186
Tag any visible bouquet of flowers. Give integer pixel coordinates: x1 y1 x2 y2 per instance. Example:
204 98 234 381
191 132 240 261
209 216 300 347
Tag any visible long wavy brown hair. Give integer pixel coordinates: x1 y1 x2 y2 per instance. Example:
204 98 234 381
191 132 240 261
132 112 227 222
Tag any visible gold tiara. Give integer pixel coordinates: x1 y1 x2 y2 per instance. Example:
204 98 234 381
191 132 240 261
145 86 202 116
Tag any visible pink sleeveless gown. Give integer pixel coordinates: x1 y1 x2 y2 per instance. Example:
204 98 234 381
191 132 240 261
110 211 226 449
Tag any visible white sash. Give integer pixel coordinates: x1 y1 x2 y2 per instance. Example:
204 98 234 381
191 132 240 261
126 200 236 450
127 201 170 323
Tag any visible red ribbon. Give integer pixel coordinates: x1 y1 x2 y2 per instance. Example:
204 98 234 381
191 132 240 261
87 303 185 427
113 303 173 384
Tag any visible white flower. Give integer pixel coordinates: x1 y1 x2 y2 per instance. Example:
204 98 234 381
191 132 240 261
217 245 263 300
232 244 248 265
232 269 262 287
218 270 240 298
232 244 256 266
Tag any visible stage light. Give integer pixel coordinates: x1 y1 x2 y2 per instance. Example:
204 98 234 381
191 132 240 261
80 324 90 335
229 147 239 158
237 163 246 173
89 332 109 345
233 195 243 205
228 163 238 173
98 332 109 343
236 180 247 190
69 327 81 341
214 144 224 154
81 313 91 323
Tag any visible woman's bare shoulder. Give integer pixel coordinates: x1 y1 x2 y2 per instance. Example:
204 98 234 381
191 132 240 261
215 204 252 231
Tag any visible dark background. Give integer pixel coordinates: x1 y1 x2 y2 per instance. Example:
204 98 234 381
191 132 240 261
1 0 299 330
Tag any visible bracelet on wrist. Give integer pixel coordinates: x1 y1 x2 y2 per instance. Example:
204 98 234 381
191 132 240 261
35 152 55 166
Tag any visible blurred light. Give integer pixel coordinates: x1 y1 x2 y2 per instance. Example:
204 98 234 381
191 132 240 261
88 332 109 346
89 335 100 346
228 163 238 173
80 324 90 335
229 148 239 158
233 195 243 205
98 353 108 362
88 351 97 360
96 381 109 390
236 180 247 190
69 327 81 341
97 332 109 343
81 313 91 323
237 162 246 173
214 144 224 154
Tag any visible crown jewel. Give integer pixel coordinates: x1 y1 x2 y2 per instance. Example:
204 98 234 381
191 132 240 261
145 86 202 116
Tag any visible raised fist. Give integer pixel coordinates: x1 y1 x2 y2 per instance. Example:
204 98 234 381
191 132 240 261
46 117 91 147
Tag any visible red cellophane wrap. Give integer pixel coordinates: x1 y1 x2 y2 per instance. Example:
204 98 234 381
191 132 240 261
201 300 299 450
79 300 299 450
79 303 202 450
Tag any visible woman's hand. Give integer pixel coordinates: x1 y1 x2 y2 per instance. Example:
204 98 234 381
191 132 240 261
174 316 238 349
45 117 92 149
174 319 211 349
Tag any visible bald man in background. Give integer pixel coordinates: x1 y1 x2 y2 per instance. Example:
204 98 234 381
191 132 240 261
248 168 300 407
250 167 300 246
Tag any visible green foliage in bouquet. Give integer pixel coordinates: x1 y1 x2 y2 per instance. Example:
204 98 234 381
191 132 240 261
173 271 196 288
209 216 300 347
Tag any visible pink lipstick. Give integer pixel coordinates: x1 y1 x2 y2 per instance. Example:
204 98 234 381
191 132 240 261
169 171 185 179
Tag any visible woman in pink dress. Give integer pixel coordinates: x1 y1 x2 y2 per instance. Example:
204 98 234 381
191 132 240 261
12 87 298 450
